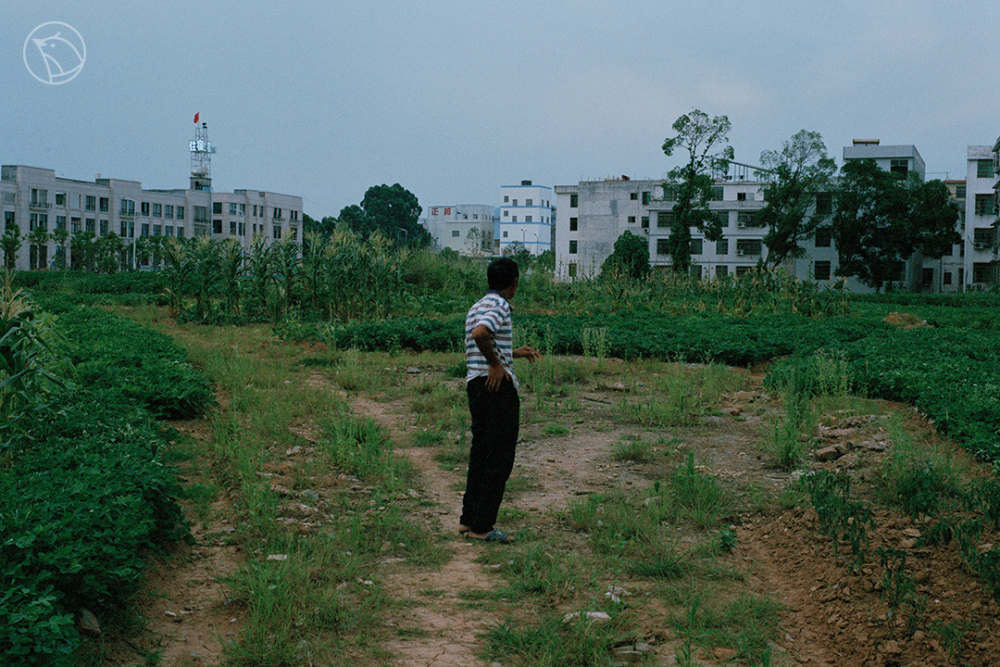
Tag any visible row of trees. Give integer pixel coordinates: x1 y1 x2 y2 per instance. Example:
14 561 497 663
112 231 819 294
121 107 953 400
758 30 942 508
659 111 962 290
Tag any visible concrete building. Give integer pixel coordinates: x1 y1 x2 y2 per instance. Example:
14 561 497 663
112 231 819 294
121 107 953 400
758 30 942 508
0 164 302 271
554 140 970 293
964 142 1000 289
423 204 496 255
498 180 553 256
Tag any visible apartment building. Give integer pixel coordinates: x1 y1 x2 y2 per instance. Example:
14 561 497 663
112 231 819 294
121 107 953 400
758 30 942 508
0 164 302 270
555 140 982 293
964 144 1000 289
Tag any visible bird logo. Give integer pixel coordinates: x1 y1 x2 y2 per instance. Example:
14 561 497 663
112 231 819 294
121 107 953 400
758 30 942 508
23 22 86 85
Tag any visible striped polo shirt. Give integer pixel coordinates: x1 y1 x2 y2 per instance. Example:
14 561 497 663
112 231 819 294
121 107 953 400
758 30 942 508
465 291 518 390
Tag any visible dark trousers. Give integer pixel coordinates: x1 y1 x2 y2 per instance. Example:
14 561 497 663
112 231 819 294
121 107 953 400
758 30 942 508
460 376 520 534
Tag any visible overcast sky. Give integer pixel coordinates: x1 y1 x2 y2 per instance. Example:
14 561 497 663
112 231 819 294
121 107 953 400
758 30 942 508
3 1 999 217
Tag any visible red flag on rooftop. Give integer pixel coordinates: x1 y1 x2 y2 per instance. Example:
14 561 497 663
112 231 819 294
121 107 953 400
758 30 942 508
193 112 199 123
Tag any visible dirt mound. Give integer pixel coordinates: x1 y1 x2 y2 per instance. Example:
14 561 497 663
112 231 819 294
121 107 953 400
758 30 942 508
883 312 929 329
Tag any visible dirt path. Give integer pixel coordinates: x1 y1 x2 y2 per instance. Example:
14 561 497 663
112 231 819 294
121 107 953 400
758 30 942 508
122 360 1000 667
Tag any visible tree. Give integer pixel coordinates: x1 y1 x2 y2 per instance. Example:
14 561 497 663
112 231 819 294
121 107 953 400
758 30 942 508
1 223 22 271
757 130 837 268
661 110 735 273
26 226 50 270
832 160 961 291
343 183 430 248
600 230 650 280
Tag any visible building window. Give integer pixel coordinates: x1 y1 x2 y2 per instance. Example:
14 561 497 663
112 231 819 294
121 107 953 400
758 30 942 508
569 217 578 231
176 206 184 220
814 227 832 248
273 226 282 239
100 220 108 235
176 227 184 238
569 240 578 254
503 210 509 217
451 230 460 237
71 218 81 234
736 239 762 256
630 192 638 200
943 272 952 285
690 264 703 280
955 185 967 199
213 202 223 214
240 204 247 217
570 194 578 208
141 223 149 237
120 198 135 215
641 216 649 229
229 203 238 215
715 265 728 279
737 192 747 202
503 231 508 238
717 211 729 227
814 260 832 281
152 203 162 217
815 192 833 215
55 215 65 230
99 197 109 212
690 238 703 255
716 239 728 255
141 202 150 216
657 211 673 228
975 194 996 216
238 223 245 236
978 160 994 179
973 263 992 283
164 205 173 218
526 216 533 222
152 224 161 236
922 268 934 288
213 219 223 234
86 218 95 233
737 211 758 227
656 238 669 255
503 196 509 203
86 195 96 211
526 199 533 206
55 193 65 206
641 191 650 205
662 185 678 201
512 216 517 222
711 186 723 201
230 221 237 235
890 159 909 175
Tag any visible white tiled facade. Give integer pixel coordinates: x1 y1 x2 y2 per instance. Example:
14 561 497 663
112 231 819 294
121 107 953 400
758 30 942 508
963 144 1000 289
498 181 553 256
423 204 496 255
0 164 302 270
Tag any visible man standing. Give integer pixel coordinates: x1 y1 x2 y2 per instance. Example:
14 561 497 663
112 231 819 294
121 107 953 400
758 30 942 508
459 258 541 543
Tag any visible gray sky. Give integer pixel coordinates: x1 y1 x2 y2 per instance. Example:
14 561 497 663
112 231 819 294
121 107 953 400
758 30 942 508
3 1 999 218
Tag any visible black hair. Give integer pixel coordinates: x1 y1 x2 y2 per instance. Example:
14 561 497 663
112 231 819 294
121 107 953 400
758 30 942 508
487 257 519 291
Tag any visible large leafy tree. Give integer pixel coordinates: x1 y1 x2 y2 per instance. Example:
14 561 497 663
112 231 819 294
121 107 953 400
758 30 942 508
661 110 734 273
1 223 22 270
757 130 837 268
832 160 961 291
340 183 429 248
600 230 650 280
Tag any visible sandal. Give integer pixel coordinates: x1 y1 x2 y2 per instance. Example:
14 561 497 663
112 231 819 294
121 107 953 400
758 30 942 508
466 529 515 544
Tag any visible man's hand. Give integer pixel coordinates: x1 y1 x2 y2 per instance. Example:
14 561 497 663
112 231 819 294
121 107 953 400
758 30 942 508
513 346 543 362
485 363 508 392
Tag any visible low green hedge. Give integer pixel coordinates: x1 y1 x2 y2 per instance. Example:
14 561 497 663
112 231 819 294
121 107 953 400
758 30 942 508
1 396 190 664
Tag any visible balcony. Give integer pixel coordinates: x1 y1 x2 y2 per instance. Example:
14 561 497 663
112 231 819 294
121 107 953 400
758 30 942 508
29 201 52 210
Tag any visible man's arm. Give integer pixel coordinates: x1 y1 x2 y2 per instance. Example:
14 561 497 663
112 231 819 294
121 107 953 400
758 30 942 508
471 324 508 392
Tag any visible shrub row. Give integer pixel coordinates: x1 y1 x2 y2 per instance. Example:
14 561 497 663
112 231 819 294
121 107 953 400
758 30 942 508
2 301 209 663
40 299 215 419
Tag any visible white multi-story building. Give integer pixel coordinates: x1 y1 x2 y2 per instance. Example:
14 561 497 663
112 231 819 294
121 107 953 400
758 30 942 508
497 180 553 256
423 204 496 255
554 140 972 293
963 143 1000 289
0 164 302 270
